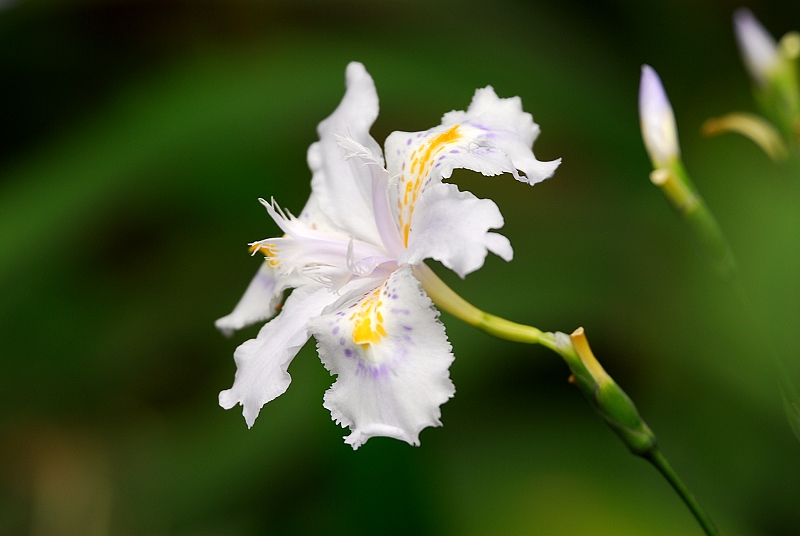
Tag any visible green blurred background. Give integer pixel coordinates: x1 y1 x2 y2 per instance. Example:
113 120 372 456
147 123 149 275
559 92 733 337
2 0 800 534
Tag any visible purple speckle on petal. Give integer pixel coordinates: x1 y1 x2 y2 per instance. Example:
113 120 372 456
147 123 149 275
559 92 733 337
354 358 391 379
371 364 389 379
332 326 339 335
392 294 399 300
256 272 276 290
449 149 460 154
406 138 412 145
403 335 412 342
345 348 353 357
403 326 413 331
339 337 346 346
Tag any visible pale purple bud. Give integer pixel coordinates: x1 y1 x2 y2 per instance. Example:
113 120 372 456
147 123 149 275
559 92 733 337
734 8 779 86
639 65 680 169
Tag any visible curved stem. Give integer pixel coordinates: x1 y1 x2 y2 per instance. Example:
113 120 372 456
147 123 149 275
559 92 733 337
412 263 558 351
414 262 720 535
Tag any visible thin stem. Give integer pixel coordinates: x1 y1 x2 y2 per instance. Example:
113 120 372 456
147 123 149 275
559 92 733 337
415 261 720 535
646 448 720 536
651 163 741 292
412 263 558 352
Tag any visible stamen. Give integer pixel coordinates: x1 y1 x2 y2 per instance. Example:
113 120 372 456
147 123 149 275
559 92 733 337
248 240 281 267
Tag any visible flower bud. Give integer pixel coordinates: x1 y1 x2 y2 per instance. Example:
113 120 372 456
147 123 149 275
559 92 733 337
734 8 780 87
568 328 656 455
639 65 680 169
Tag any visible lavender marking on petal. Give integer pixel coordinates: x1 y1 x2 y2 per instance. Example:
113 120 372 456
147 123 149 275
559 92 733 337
333 326 339 335
368 363 389 379
345 348 353 357
256 272 276 290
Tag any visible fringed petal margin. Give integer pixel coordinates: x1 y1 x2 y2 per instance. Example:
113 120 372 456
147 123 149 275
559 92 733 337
219 284 341 427
309 266 455 449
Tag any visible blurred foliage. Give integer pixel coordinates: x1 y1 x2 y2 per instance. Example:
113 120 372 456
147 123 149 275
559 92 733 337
1 0 800 534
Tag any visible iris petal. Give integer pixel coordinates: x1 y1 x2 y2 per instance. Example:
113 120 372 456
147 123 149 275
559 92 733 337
309 265 455 449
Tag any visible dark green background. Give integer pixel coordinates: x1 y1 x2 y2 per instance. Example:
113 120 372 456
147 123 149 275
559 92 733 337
2 0 799 534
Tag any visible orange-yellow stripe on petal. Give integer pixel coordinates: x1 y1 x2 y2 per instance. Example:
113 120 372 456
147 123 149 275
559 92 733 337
397 124 462 247
352 288 388 347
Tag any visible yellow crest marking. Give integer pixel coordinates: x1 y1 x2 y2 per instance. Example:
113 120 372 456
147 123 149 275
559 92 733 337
398 124 462 247
351 288 386 347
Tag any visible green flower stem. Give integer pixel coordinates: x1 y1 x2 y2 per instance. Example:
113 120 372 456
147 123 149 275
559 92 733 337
651 162 741 293
646 448 720 536
759 32 800 146
412 263 555 349
653 154 800 444
569 329 719 536
414 262 720 535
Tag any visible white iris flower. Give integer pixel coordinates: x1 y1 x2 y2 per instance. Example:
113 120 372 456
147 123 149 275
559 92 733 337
217 62 560 449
